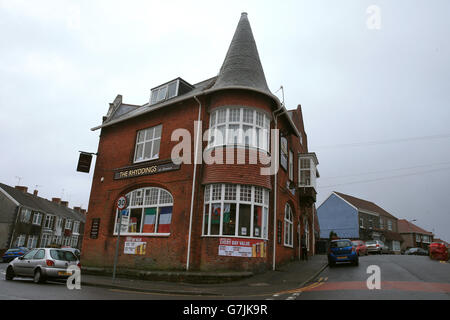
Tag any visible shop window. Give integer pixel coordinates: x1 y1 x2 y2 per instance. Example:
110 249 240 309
203 184 269 239
113 187 174 236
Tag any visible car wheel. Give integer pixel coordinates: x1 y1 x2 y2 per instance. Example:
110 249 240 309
5 266 15 280
33 269 46 284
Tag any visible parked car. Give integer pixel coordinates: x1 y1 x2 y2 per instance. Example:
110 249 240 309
365 240 389 254
5 248 80 283
61 248 81 260
2 247 29 263
404 247 428 256
429 242 449 261
351 240 368 256
328 239 359 267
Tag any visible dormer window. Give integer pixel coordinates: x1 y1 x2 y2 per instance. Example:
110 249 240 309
298 153 319 190
150 78 194 105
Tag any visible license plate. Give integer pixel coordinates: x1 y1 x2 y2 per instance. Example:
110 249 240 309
58 272 71 276
337 256 347 260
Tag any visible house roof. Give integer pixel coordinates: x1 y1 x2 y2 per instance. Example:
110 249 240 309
397 219 433 236
91 13 301 139
210 12 271 97
0 183 86 223
333 192 398 220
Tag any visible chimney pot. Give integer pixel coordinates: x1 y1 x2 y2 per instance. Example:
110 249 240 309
15 186 28 193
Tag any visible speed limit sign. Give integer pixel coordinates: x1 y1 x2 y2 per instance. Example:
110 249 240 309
117 196 127 210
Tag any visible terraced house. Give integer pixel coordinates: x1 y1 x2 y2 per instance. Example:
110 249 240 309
82 13 320 273
0 183 86 256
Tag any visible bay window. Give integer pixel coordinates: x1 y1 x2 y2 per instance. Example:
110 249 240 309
298 153 319 190
203 184 269 239
208 107 270 152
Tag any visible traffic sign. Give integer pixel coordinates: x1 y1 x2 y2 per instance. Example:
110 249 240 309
117 196 127 210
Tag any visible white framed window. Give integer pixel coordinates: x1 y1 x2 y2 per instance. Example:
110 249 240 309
416 234 421 242
387 220 393 231
15 234 26 247
360 217 364 229
32 213 43 226
65 219 73 230
113 187 174 236
288 150 294 181
43 215 54 229
21 208 32 223
203 184 269 239
40 233 51 247
134 125 162 163
56 217 63 230
298 154 319 189
73 221 80 234
27 235 38 248
63 237 71 247
284 204 294 247
380 218 384 230
71 235 79 247
150 79 179 105
208 107 270 152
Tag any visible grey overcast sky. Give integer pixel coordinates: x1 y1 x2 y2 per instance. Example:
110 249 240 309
1 1 449 242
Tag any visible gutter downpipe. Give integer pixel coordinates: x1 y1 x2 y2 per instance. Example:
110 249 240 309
272 87 288 271
186 95 202 271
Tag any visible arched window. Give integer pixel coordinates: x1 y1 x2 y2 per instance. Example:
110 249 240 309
284 204 294 247
113 187 173 235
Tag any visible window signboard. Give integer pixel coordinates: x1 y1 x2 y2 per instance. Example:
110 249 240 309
124 237 147 255
218 238 267 258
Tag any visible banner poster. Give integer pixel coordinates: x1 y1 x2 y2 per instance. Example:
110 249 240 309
218 238 267 258
124 237 147 255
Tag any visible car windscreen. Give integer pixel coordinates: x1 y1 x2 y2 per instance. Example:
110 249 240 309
50 250 77 261
366 241 376 245
331 241 352 248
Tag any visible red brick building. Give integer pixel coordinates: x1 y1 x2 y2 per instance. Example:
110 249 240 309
82 13 319 273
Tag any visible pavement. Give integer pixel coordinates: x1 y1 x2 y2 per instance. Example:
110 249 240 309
80 254 328 297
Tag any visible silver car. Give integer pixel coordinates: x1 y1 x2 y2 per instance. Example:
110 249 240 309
365 240 389 254
5 248 80 283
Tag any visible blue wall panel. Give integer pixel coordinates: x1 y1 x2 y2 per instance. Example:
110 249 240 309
317 194 359 239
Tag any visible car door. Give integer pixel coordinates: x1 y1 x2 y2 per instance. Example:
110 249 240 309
13 249 38 276
29 249 46 274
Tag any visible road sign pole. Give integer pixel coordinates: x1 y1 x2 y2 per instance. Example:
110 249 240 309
112 196 127 282
112 211 122 282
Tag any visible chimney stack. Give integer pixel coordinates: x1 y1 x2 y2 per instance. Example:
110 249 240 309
61 201 69 207
52 197 61 204
15 186 28 193
33 190 38 196
81 209 87 215
74 206 81 212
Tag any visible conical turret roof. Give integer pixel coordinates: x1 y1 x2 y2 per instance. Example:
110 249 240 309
211 12 272 96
